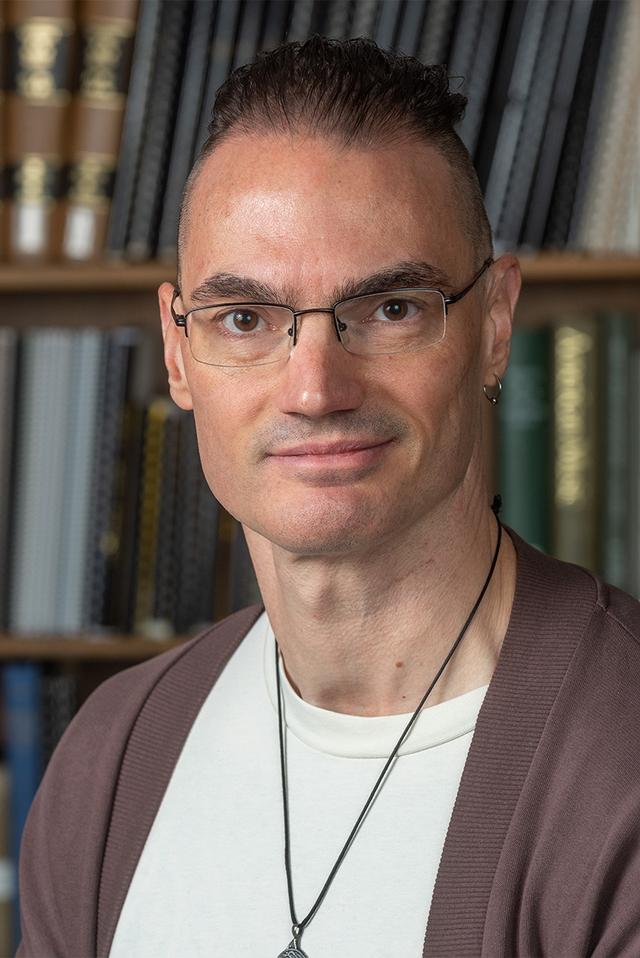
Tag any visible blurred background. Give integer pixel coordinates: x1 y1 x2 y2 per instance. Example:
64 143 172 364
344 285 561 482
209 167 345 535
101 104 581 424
0 0 639 950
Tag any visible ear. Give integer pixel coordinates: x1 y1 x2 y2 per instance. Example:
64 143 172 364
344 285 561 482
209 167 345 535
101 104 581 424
158 281 194 411
481 254 521 381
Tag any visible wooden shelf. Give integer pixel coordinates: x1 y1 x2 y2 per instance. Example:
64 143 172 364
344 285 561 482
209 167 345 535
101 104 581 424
0 253 638 293
0 634 190 661
518 252 640 283
0 262 172 292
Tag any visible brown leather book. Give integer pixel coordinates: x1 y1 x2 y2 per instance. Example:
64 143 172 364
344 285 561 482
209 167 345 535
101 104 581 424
4 0 76 261
62 0 137 261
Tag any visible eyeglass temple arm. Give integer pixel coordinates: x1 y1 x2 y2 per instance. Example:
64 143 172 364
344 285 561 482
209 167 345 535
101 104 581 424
171 287 187 329
444 256 494 308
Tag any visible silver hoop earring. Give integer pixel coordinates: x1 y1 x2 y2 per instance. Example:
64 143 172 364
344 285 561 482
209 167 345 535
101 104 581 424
483 375 502 406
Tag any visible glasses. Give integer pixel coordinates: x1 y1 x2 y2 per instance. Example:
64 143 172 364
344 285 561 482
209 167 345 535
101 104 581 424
170 257 493 368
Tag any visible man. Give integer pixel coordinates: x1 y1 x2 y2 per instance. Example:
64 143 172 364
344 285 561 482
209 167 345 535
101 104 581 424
17 35 640 958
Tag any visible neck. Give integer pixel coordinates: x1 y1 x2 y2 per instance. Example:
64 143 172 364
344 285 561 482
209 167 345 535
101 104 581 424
246 495 517 718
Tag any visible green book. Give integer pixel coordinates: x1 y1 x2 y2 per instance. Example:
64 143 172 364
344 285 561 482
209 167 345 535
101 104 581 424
600 313 633 590
552 316 600 571
499 326 552 552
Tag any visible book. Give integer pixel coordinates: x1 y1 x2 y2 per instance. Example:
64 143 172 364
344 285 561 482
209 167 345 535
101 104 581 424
520 0 593 250
565 0 624 250
156 0 217 262
0 763 14 958
481 0 549 244
474 0 529 194
543 0 612 249
125 0 192 261
8 330 75 632
0 329 18 630
0 2 6 261
41 665 77 771
373 0 403 50
230 521 262 612
56 330 105 633
175 411 219 635
496 0 572 249
84 327 142 631
2 662 43 950
576 0 640 253
552 316 600 570
599 314 633 591
194 0 244 156
133 397 171 636
498 326 552 553
454 0 508 159
62 0 138 261
350 0 379 40
105 0 162 257
4 0 76 261
416 0 457 65
393 0 428 57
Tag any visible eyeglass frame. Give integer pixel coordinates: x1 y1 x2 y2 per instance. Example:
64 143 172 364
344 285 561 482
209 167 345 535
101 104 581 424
169 256 494 364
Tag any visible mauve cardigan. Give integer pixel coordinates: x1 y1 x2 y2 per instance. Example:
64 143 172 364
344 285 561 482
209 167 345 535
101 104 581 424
16 530 640 957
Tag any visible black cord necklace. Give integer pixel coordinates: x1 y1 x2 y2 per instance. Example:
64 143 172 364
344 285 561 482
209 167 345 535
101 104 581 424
274 501 503 957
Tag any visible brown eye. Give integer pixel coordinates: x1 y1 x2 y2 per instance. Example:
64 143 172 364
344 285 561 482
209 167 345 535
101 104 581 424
377 298 419 322
223 309 262 333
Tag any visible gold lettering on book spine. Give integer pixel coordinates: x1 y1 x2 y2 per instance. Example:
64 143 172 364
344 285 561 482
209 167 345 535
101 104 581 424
68 155 112 206
554 326 592 508
15 155 54 203
81 21 132 103
15 18 72 102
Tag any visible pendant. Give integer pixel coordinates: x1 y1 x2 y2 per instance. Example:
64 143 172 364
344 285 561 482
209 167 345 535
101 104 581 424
277 941 309 958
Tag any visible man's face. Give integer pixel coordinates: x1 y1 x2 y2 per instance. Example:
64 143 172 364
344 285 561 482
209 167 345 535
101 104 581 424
160 133 512 557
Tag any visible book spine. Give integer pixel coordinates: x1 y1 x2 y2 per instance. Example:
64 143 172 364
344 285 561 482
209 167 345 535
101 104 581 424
2 662 42 950
4 0 76 261
0 3 6 261
62 0 138 261
156 0 217 261
0 329 18 629
56 330 104 633
552 317 600 570
520 0 593 250
0 764 15 958
600 313 633 590
133 397 170 635
499 326 552 553
105 0 161 257
125 0 192 262
194 0 243 156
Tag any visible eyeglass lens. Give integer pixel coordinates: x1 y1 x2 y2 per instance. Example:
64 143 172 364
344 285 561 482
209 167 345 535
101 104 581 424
186 290 446 367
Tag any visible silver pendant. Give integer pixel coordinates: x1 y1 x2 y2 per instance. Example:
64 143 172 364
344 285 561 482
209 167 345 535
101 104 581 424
278 941 309 958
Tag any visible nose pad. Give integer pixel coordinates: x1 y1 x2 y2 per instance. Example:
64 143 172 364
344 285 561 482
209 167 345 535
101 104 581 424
289 310 346 350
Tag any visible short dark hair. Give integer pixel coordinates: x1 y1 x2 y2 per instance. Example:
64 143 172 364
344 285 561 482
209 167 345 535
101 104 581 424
178 34 493 281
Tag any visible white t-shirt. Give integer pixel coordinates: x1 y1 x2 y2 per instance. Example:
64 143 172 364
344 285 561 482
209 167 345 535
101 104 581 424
110 613 489 958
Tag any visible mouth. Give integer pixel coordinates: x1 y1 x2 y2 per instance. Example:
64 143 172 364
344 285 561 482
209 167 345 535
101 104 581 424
266 437 394 470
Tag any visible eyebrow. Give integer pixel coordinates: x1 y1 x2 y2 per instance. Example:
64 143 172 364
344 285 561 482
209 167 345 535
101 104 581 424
187 260 453 308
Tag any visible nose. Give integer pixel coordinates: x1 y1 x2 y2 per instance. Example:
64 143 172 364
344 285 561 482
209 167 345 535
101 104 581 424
277 309 365 418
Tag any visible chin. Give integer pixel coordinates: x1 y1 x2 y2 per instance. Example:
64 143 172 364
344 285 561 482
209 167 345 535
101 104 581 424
248 494 399 557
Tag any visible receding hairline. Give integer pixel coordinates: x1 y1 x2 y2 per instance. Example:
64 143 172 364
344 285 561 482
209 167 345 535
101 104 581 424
177 128 492 287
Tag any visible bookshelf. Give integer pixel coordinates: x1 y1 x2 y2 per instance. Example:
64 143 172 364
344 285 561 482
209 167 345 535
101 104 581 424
1 252 639 664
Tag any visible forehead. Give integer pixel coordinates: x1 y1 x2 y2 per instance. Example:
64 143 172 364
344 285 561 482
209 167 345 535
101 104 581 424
181 133 470 301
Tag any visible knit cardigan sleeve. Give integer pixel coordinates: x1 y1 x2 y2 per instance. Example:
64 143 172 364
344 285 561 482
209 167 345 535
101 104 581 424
16 606 260 958
16 653 181 957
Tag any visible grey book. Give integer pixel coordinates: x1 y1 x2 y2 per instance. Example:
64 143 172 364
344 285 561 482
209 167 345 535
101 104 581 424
56 330 105 633
496 0 573 248
0 328 18 629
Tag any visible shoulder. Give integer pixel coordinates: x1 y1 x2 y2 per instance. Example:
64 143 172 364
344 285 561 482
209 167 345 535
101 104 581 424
70 604 263 743
17 605 263 956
